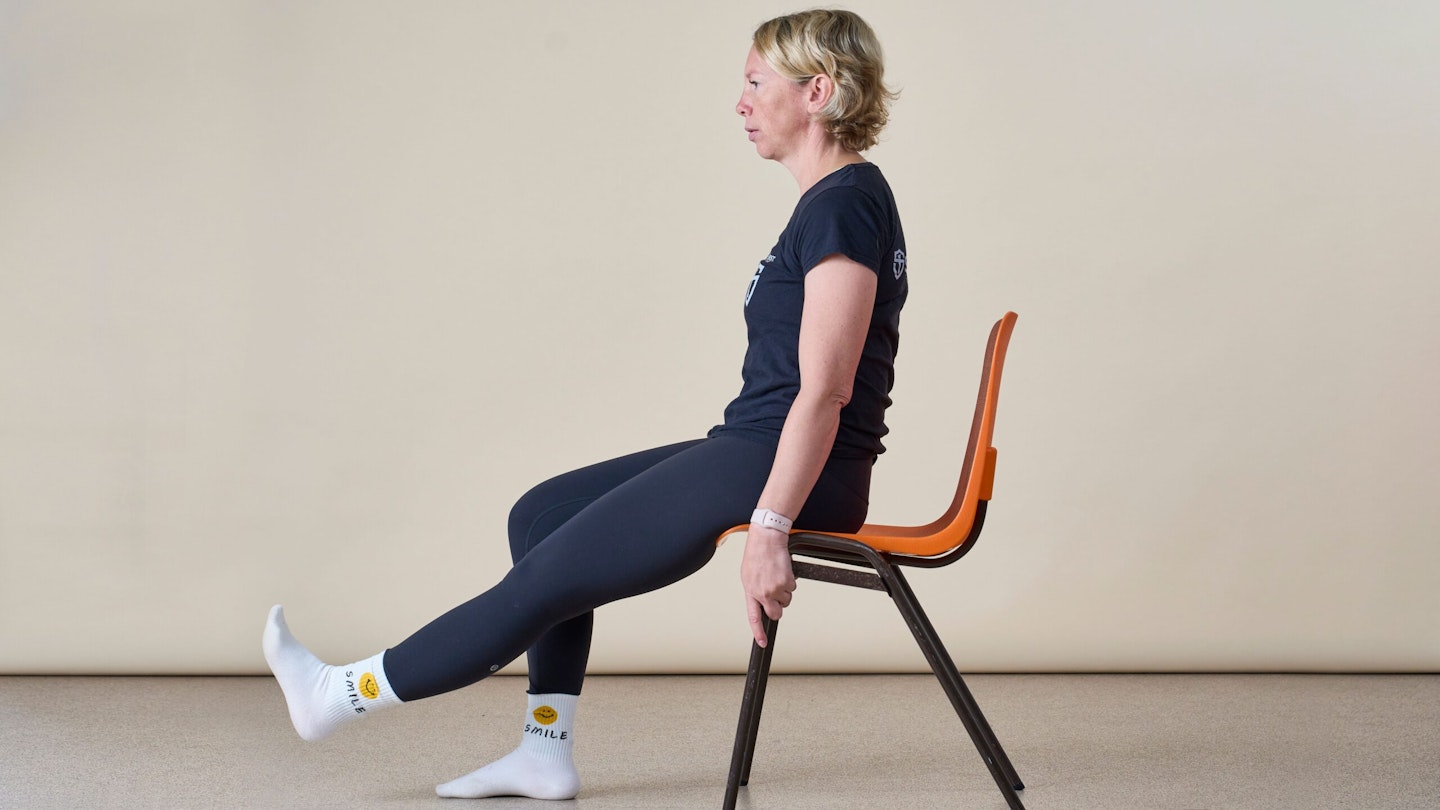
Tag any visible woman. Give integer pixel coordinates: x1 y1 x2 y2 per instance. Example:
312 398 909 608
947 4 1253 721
263 9 906 800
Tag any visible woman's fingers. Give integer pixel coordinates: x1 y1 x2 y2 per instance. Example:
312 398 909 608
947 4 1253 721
746 596 770 647
746 591 796 646
741 537 799 646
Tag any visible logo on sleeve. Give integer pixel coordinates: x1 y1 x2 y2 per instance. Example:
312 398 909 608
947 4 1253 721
893 249 907 280
745 254 777 307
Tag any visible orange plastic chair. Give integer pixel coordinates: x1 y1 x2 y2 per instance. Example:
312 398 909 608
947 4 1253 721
720 311 1025 810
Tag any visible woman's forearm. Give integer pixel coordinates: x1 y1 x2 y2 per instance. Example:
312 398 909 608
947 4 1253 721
754 387 847 522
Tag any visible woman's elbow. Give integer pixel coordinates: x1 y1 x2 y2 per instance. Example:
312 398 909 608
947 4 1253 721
799 383 853 413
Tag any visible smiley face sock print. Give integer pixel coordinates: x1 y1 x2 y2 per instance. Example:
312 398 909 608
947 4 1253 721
435 692 580 800
262 605 402 741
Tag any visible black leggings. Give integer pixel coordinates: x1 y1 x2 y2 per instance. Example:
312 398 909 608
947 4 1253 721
382 436 871 700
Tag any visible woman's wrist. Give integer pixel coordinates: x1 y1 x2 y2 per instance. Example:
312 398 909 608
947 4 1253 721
750 508 794 534
747 515 791 552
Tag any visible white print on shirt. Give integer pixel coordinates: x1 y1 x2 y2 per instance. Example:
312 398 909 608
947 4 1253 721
893 249 907 280
745 254 777 307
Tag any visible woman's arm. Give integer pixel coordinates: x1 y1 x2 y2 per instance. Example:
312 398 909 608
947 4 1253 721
741 253 877 647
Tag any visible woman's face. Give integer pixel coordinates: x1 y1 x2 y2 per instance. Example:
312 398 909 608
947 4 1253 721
735 47 812 163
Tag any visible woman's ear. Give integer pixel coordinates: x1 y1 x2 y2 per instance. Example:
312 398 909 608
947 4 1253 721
805 74 835 114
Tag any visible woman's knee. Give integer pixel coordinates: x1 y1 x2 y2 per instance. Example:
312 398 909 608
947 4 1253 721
507 479 592 562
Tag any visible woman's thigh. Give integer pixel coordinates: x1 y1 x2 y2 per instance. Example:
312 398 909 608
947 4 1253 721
506 436 874 616
507 439 705 562
504 436 779 612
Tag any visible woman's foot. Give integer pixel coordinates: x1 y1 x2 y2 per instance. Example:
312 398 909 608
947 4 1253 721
261 605 400 741
438 692 581 799
436 747 581 800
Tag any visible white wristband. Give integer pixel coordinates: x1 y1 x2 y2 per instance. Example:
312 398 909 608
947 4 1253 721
750 508 794 534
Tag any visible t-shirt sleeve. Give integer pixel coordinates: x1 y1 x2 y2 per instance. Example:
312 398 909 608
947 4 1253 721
795 186 889 276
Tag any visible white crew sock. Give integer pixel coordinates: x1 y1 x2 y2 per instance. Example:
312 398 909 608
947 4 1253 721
436 692 580 800
261 604 402 741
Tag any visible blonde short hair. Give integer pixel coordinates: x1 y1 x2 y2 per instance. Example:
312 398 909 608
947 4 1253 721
752 9 898 152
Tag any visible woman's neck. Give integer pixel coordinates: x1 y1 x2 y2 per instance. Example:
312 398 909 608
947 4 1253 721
783 136 866 193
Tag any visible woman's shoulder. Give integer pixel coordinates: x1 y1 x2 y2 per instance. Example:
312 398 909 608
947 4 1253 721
814 161 887 192
805 163 892 204
795 164 894 226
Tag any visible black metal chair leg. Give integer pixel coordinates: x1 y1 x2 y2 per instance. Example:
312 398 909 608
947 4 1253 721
937 657 1024 790
724 614 779 810
739 614 779 785
880 566 1025 809
887 564 1025 784
886 568 1024 791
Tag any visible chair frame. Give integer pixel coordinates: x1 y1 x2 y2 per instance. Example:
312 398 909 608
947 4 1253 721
722 312 1026 809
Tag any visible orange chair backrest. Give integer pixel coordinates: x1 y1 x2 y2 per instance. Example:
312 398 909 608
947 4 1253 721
840 311 1017 557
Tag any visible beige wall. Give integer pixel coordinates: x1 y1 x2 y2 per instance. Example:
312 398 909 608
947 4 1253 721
2 1 1436 675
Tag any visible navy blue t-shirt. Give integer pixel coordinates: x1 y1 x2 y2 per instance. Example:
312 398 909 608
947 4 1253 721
710 162 907 460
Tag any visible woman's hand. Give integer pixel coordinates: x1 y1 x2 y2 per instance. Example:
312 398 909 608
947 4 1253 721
741 524 796 648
